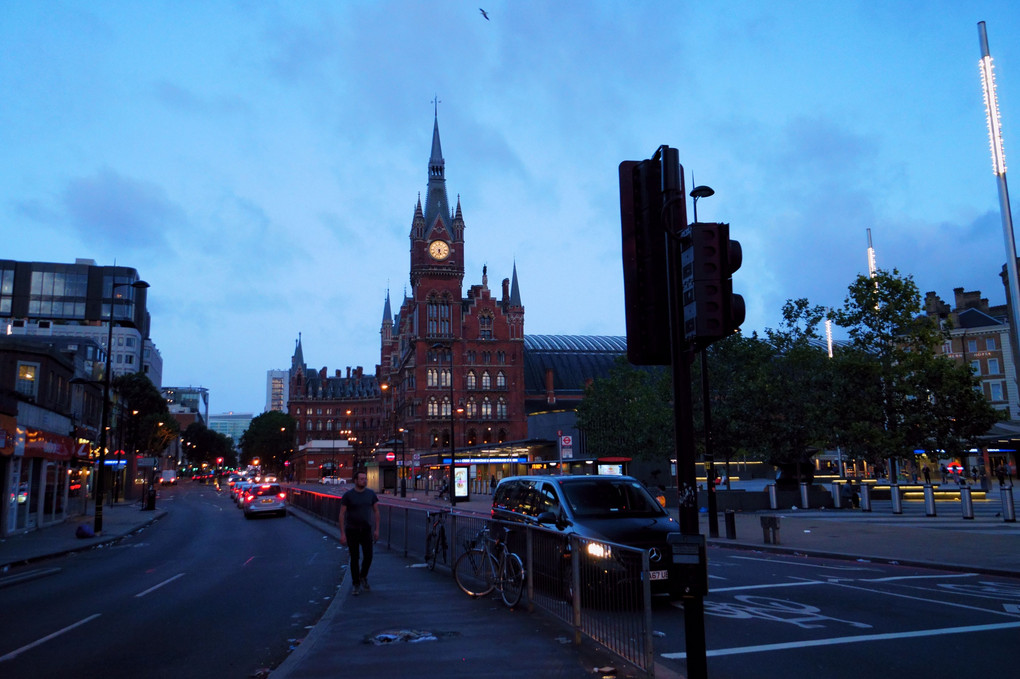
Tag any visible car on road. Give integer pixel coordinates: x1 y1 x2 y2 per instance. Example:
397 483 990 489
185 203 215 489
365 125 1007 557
318 476 347 485
243 483 287 518
492 475 685 600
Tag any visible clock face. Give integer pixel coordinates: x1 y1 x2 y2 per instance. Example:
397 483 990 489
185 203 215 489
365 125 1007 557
429 240 450 260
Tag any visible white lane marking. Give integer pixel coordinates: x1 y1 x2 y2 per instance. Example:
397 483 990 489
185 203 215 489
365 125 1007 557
707 581 827 593
861 573 978 583
1006 604 1020 614
0 613 101 662
134 572 186 598
729 555 881 571
830 581 1020 619
662 620 1020 659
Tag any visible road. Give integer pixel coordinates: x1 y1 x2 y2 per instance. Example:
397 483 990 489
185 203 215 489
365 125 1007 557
654 546 1020 678
0 484 343 679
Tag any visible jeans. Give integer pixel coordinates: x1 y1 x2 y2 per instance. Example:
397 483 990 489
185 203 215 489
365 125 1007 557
347 525 373 585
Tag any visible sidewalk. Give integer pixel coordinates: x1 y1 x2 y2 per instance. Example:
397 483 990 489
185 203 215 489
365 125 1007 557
0 501 167 573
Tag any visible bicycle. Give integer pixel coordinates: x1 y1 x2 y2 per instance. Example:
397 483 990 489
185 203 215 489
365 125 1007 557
424 509 449 571
453 523 525 607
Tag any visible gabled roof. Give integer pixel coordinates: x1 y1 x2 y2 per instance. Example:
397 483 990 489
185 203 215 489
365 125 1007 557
956 307 1004 329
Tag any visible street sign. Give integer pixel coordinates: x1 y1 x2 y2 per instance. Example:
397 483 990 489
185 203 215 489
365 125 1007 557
385 452 396 462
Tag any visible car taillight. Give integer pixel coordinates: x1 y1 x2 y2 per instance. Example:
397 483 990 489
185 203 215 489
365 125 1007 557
245 495 254 503
277 492 286 499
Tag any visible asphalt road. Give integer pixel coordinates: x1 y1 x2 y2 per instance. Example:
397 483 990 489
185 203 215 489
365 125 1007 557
0 484 343 679
654 546 1020 678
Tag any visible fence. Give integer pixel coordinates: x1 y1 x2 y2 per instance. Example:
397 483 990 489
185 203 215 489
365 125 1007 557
285 487 656 677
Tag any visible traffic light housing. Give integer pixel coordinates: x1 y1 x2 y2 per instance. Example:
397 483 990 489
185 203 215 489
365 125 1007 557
620 155 685 365
681 222 744 348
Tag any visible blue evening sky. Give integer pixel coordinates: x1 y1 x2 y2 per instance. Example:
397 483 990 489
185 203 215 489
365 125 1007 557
2 1 1018 414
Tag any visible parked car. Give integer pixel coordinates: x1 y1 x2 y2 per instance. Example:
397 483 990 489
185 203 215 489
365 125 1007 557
319 476 347 485
243 483 287 518
492 475 685 600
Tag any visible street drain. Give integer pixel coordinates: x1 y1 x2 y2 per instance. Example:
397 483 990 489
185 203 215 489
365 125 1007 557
366 629 446 645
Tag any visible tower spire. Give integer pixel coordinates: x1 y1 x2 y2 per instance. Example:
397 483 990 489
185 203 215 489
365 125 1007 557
424 102 451 235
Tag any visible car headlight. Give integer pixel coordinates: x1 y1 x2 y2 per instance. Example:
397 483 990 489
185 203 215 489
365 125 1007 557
586 542 612 559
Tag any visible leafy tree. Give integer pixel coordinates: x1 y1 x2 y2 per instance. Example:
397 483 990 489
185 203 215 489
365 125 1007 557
239 410 297 472
574 357 673 461
112 372 178 455
830 269 999 469
182 421 237 468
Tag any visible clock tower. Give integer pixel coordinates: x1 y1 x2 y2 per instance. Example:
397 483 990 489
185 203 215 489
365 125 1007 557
409 110 465 293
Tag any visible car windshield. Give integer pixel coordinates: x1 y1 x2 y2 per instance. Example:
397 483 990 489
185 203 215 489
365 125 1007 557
254 485 281 496
560 479 665 518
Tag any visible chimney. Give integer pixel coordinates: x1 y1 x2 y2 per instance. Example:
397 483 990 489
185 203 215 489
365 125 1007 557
502 278 510 301
346 366 351 378
545 368 556 405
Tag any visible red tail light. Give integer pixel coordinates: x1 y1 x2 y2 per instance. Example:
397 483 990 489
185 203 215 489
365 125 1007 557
278 492 286 500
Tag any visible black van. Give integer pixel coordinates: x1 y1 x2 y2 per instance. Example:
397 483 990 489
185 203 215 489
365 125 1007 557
491 475 684 600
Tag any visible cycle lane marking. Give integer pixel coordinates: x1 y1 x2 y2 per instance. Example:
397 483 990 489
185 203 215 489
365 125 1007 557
0 613 101 662
662 620 1020 659
728 555 882 571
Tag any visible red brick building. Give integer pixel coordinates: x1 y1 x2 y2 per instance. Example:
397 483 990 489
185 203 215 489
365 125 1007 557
289 113 527 489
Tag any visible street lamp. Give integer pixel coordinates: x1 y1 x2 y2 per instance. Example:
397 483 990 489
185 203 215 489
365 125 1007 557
431 343 458 506
689 182 721 537
398 427 406 497
95 278 149 532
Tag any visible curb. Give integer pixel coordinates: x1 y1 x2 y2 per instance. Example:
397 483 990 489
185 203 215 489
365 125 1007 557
703 536 1020 578
270 504 349 678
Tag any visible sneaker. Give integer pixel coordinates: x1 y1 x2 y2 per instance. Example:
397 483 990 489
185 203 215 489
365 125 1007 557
351 584 361 596
361 579 371 592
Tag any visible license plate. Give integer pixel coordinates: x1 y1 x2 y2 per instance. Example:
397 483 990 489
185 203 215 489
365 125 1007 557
649 570 668 581
260 498 274 504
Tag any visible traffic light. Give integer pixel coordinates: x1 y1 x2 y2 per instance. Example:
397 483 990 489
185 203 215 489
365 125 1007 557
620 156 678 365
681 222 744 347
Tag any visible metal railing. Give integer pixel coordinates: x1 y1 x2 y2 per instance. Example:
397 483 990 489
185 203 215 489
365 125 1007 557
285 487 655 677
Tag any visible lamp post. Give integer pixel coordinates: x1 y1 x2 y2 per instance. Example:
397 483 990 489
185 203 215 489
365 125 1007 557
431 343 457 506
95 278 149 532
398 427 406 497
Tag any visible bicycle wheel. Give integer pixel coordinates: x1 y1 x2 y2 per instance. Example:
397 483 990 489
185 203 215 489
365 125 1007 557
500 551 525 608
454 549 497 597
425 530 439 571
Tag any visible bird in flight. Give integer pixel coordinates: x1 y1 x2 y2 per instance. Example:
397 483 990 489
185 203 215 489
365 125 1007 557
479 8 489 21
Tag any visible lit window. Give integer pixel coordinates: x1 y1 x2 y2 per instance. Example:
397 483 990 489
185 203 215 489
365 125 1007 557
16 362 39 398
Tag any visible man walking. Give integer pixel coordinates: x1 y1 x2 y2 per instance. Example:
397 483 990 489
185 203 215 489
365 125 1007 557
339 470 379 596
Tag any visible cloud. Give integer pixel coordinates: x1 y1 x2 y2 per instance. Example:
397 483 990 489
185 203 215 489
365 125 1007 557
62 169 181 251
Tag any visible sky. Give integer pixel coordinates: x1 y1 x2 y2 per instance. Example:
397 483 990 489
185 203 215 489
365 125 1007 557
3 1 1020 415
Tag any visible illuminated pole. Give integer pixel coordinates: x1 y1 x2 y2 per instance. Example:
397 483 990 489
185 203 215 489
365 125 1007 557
979 22 1020 391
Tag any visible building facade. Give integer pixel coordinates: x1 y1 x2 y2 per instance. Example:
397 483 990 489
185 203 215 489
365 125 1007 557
0 259 163 385
208 412 253 448
265 369 288 413
287 114 527 490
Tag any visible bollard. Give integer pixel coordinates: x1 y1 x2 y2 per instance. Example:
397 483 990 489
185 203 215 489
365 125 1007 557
1002 487 1016 523
768 483 778 510
960 485 974 519
799 482 810 509
831 482 842 509
860 483 872 512
760 515 780 544
923 484 936 517
725 509 737 539
890 484 903 514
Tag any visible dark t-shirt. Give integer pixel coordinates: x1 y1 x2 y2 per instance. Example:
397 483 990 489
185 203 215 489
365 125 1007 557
341 487 378 530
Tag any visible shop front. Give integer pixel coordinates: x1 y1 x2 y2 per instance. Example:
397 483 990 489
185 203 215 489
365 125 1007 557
2 424 74 536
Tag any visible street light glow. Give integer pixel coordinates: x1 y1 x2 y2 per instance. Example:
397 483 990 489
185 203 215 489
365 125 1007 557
981 54 1007 176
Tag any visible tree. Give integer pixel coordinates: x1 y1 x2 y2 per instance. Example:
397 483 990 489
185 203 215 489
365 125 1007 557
574 357 673 461
830 269 999 470
239 410 297 472
112 372 178 457
182 421 237 468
